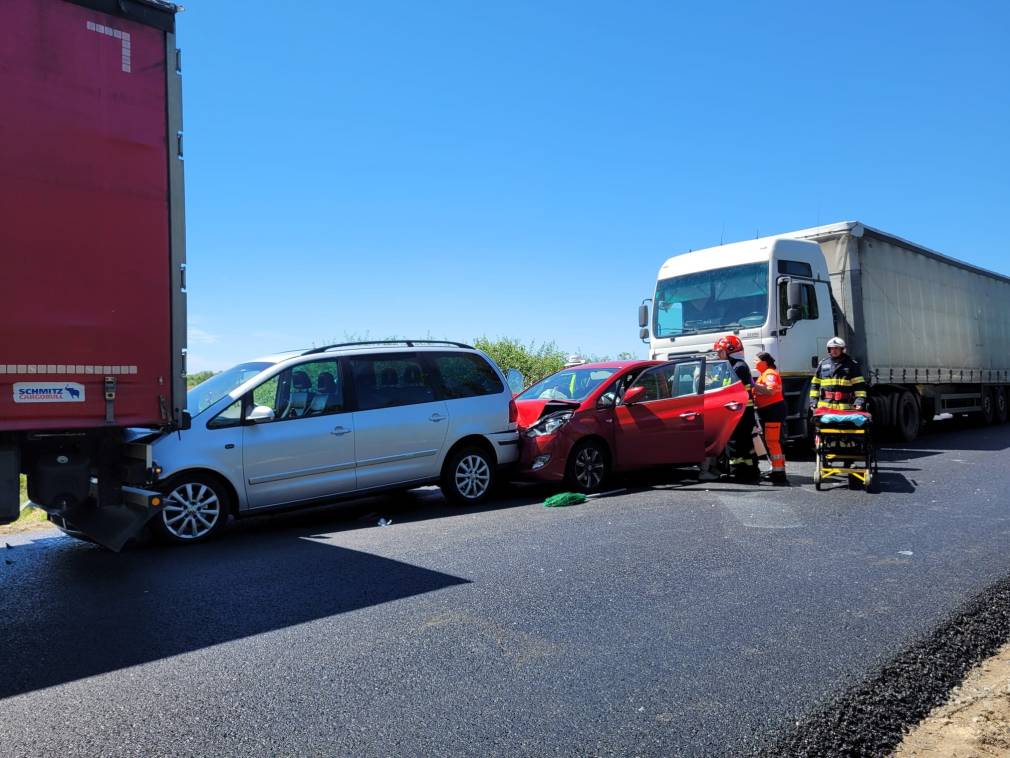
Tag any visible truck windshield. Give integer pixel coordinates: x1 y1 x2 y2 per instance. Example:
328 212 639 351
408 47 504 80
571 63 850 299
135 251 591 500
518 367 618 402
186 362 272 417
653 262 769 338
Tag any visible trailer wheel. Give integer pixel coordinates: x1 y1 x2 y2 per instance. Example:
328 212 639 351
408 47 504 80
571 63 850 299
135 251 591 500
981 389 996 425
154 473 230 544
996 388 1009 425
895 391 920 442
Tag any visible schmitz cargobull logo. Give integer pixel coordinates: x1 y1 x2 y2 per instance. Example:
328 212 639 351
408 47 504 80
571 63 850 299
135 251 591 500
13 382 86 403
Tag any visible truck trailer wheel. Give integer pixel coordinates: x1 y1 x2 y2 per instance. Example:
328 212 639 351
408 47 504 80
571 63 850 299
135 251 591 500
981 389 996 425
154 473 231 544
996 388 1009 425
894 391 920 443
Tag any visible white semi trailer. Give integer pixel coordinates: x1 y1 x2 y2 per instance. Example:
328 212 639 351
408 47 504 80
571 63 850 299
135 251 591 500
638 222 1010 442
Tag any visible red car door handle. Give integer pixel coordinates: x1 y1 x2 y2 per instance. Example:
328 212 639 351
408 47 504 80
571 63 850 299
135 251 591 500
723 401 743 411
679 411 700 419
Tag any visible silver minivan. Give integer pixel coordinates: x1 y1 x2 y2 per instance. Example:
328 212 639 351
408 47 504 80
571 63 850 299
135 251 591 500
150 341 521 543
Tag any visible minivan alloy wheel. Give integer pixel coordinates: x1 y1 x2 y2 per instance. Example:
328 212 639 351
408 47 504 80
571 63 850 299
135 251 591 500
162 482 222 540
454 454 491 500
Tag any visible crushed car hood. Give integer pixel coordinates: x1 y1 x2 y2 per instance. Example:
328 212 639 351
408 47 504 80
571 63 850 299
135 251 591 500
515 399 581 428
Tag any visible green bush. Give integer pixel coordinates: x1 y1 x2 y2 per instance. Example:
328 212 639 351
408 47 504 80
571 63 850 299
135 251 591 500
472 337 568 386
186 370 216 389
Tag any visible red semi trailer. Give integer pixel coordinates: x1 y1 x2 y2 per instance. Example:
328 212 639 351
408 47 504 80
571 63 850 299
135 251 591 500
0 0 186 549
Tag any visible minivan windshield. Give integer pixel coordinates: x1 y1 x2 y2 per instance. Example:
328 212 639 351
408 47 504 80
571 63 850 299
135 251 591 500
186 362 272 416
654 262 769 338
518 367 618 402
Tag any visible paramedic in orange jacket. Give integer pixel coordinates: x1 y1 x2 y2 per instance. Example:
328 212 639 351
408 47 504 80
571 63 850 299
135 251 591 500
753 351 789 486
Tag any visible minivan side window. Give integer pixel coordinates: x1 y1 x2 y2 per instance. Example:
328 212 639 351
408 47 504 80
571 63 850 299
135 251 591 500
430 352 504 399
350 354 437 410
251 359 344 421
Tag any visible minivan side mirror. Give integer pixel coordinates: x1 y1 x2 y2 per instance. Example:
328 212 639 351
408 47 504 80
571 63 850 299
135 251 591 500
505 368 525 396
245 405 275 423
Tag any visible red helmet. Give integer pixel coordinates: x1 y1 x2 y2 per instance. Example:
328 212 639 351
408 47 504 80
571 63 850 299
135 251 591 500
713 335 743 354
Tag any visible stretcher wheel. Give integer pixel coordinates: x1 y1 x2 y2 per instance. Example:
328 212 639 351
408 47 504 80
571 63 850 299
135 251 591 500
814 452 823 491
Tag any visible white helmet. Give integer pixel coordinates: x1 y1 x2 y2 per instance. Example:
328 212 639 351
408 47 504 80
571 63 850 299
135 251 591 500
826 337 846 349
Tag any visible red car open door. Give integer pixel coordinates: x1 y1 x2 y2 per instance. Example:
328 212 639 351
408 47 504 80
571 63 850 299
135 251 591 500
701 360 749 457
613 358 706 467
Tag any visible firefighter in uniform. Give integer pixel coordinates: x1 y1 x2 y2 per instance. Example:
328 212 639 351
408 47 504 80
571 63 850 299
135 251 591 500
809 337 868 412
753 351 788 486
714 335 760 482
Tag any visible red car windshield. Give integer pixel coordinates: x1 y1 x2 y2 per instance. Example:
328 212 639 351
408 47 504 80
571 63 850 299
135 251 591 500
518 367 619 403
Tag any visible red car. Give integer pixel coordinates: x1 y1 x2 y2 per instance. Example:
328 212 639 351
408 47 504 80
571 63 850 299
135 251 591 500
516 358 748 491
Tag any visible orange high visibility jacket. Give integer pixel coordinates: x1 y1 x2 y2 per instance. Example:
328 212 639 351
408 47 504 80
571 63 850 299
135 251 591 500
755 367 784 409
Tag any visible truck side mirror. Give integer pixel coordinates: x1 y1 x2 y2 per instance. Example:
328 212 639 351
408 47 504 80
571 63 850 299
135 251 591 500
639 327 649 340
787 281 803 308
638 303 649 328
785 281 803 324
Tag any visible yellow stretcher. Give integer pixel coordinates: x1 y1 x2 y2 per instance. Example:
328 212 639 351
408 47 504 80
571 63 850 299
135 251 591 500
813 413 877 491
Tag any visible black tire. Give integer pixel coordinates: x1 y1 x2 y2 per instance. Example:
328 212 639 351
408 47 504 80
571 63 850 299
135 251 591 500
814 451 823 491
996 388 1009 425
441 446 495 506
565 439 610 493
981 389 996 425
895 391 920 442
154 473 231 545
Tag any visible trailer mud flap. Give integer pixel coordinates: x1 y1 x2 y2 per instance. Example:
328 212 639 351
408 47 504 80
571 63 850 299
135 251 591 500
46 487 163 552
1 445 20 525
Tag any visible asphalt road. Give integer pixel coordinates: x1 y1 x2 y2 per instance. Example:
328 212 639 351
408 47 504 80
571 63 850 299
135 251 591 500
2 419 1009 756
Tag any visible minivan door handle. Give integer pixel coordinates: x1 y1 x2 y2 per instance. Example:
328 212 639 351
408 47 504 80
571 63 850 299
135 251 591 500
330 426 352 436
429 413 446 423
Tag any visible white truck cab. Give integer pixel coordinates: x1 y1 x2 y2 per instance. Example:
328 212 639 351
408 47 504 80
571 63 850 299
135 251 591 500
644 236 834 372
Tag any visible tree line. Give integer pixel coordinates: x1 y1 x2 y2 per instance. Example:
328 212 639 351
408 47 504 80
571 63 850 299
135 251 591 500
187 337 639 389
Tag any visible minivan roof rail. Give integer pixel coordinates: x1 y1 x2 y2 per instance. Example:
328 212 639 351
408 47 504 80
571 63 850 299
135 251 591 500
301 339 475 356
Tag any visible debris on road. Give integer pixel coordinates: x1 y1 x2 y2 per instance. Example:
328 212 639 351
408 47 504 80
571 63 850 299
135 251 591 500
544 492 587 508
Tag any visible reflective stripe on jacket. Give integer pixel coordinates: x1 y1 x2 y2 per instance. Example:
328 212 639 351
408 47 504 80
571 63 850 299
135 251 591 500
809 354 867 410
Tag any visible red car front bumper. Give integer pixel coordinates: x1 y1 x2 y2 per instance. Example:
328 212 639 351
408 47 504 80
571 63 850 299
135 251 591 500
517 432 570 483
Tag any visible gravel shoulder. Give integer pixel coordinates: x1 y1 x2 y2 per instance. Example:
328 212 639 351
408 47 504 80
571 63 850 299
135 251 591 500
895 642 1010 757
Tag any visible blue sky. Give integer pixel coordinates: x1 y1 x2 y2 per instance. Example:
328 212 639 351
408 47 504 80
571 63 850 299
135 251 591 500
179 1 1010 372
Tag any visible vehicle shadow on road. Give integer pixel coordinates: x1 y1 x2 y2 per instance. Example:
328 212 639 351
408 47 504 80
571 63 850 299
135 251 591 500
226 483 557 539
0 529 470 701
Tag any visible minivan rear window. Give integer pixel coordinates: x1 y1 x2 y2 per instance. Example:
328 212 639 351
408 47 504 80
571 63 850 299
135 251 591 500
430 352 504 399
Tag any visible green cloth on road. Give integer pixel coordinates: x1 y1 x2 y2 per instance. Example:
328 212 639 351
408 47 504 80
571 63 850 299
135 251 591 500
544 492 587 507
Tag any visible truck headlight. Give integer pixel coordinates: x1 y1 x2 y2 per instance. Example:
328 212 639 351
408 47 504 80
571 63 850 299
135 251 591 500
525 411 574 438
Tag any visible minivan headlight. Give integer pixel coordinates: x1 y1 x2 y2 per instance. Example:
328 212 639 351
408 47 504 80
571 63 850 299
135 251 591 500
525 411 574 438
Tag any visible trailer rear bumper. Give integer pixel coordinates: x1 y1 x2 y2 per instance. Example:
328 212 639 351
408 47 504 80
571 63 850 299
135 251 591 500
41 484 163 552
